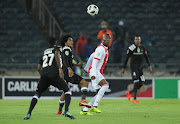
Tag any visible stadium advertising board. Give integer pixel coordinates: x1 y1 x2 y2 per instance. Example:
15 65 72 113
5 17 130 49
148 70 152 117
154 78 180 98
2 76 153 99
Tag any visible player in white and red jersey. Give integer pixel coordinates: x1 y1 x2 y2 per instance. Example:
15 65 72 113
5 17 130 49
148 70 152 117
80 33 111 115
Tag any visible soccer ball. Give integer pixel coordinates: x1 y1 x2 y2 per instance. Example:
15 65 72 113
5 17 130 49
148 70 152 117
87 4 99 16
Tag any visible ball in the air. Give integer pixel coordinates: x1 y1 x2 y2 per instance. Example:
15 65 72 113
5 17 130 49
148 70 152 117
87 4 99 16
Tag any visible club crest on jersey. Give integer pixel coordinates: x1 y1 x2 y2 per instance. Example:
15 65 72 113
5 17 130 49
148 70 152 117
65 51 69 56
97 52 100 56
137 47 140 53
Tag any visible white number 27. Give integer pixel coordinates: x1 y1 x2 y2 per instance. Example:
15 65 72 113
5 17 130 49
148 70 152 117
42 53 54 68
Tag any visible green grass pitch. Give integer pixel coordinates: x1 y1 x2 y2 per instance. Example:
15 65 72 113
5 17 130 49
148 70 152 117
0 99 180 124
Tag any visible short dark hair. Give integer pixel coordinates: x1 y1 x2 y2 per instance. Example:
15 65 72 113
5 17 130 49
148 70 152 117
47 37 56 47
60 33 72 47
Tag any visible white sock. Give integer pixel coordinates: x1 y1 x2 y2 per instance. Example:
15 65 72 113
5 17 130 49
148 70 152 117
82 95 97 111
93 84 109 107
59 100 65 104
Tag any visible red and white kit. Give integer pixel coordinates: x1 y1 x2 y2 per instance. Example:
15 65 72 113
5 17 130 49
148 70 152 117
85 43 109 89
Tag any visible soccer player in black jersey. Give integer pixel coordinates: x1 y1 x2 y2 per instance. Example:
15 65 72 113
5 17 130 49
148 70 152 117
56 34 91 115
121 36 152 103
24 37 75 120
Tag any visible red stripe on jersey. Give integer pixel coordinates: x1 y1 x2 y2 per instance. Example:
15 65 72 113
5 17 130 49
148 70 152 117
94 57 100 61
99 44 109 74
88 44 109 75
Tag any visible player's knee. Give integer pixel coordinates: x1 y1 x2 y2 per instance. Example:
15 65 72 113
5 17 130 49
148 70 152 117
64 91 72 95
102 83 109 90
33 94 40 100
80 79 88 87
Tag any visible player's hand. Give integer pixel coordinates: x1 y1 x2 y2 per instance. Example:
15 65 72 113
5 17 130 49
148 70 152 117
91 76 96 80
120 68 125 76
48 86 51 89
84 69 88 74
78 61 85 66
59 69 64 79
68 67 74 77
148 66 152 74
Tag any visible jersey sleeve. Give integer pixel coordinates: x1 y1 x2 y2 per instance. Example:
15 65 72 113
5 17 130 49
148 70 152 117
143 46 151 66
84 52 94 72
90 47 104 76
93 47 104 61
62 48 71 68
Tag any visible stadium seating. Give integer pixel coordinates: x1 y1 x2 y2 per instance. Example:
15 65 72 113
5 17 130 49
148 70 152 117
52 0 180 65
0 0 46 67
1 0 179 71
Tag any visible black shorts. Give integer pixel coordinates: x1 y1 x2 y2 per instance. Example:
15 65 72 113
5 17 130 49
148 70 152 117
64 73 83 84
36 74 69 96
131 67 145 83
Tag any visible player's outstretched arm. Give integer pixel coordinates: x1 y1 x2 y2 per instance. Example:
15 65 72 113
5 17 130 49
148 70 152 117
73 61 85 67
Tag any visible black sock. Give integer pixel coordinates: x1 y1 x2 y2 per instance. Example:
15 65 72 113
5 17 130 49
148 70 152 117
81 89 87 100
134 89 137 99
129 89 134 94
65 94 71 112
59 101 65 111
27 97 38 115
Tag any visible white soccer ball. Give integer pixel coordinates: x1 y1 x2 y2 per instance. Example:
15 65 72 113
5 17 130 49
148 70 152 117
87 4 99 16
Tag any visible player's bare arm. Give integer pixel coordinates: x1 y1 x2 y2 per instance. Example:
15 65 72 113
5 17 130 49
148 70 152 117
73 61 85 66
148 66 152 74
37 64 42 74
55 50 64 79
67 67 74 77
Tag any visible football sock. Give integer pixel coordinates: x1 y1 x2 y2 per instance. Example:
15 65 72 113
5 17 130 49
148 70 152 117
93 84 109 107
134 89 137 99
59 100 65 111
27 95 38 115
64 92 71 112
130 89 134 94
81 87 88 100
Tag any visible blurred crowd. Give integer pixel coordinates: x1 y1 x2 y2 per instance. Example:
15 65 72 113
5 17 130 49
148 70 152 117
75 20 130 64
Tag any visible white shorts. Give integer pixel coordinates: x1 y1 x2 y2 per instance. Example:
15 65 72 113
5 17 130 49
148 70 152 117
89 71 105 89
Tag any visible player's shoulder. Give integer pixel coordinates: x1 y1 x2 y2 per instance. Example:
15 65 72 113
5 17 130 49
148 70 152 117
128 44 136 51
63 46 72 51
56 45 63 52
96 45 105 52
43 47 54 54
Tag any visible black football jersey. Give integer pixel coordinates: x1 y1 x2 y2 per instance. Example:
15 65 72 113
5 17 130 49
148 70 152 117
123 43 150 69
39 46 60 76
62 46 74 74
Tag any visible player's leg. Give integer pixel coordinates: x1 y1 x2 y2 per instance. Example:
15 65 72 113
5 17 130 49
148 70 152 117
91 72 109 113
79 79 88 100
79 78 91 108
24 76 49 120
57 92 65 115
52 77 75 119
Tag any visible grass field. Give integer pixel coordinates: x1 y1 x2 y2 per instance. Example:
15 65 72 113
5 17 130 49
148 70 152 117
0 99 180 124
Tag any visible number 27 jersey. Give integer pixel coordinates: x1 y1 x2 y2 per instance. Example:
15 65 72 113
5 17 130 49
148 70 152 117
38 46 61 76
